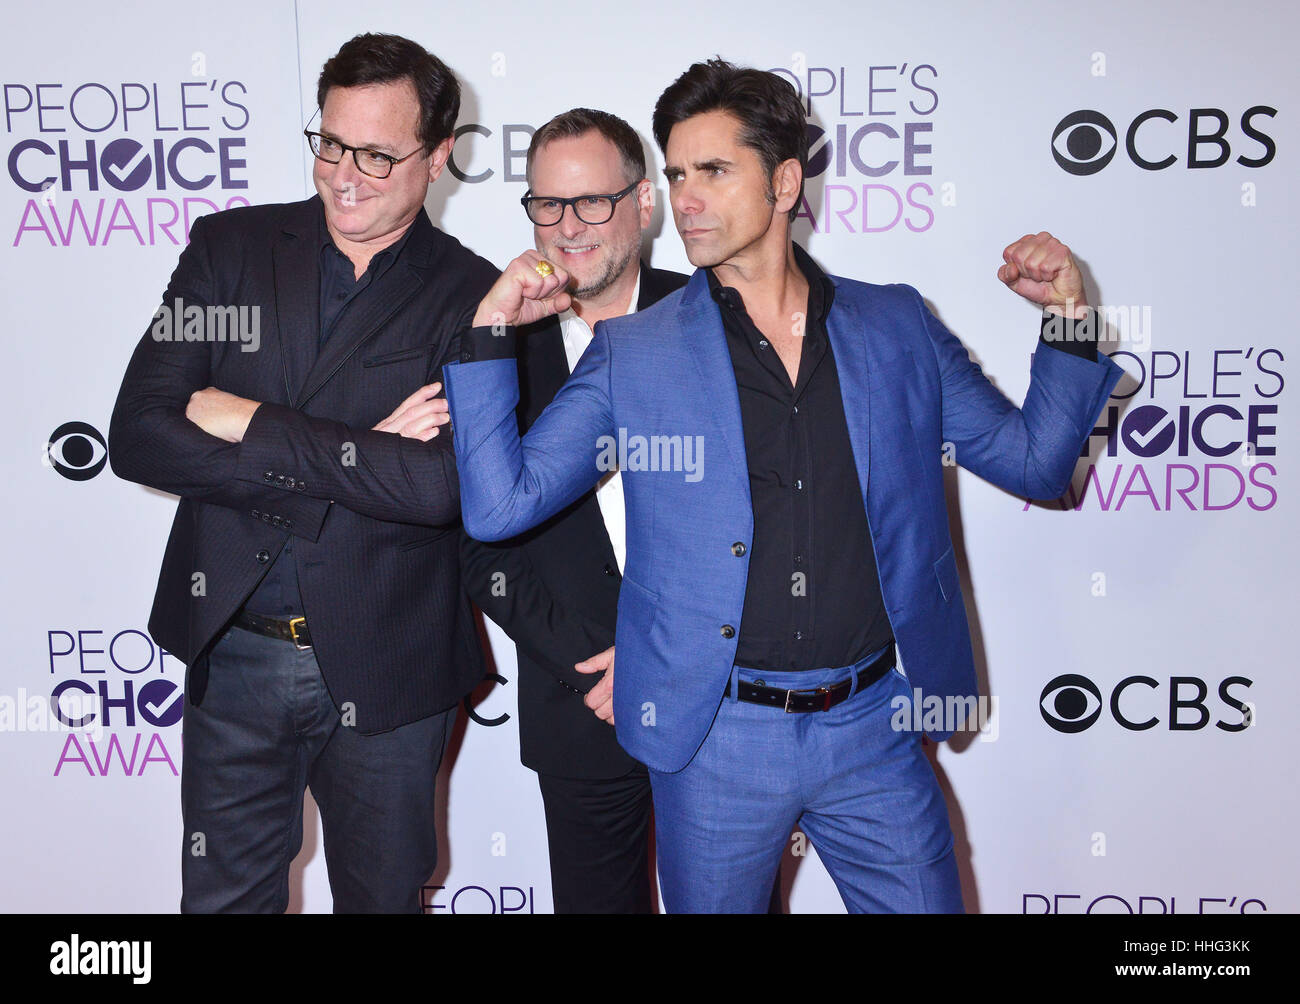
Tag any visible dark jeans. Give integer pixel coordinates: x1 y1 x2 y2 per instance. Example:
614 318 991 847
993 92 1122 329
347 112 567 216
180 624 453 913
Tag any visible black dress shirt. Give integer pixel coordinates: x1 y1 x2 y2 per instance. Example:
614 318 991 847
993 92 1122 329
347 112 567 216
243 211 414 617
708 246 892 671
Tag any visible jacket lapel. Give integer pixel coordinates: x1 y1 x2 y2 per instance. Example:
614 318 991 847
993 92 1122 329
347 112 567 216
825 281 873 503
678 269 750 502
294 211 434 409
270 200 322 407
637 262 672 310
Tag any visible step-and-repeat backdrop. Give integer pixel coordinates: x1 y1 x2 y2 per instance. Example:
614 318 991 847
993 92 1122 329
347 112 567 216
2 0 1294 913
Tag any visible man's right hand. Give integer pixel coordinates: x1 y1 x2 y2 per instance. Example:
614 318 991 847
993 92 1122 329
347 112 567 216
575 645 615 726
471 250 572 328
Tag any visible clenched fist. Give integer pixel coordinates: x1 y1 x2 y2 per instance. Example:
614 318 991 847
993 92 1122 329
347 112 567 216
998 231 1090 319
472 250 573 329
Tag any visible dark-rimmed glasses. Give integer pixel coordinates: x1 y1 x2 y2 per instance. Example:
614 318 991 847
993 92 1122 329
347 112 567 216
304 130 425 179
521 181 640 226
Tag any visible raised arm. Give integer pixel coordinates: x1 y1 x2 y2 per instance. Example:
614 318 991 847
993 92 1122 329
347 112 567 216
444 251 615 541
919 231 1123 500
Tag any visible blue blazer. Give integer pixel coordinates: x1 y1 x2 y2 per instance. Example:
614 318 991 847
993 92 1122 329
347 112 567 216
446 265 1123 772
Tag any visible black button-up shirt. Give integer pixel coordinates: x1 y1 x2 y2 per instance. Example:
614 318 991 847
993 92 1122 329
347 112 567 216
708 245 892 672
318 224 408 347
243 208 414 617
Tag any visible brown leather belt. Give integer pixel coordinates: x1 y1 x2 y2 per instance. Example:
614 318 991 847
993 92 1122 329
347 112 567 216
234 610 313 650
728 642 896 712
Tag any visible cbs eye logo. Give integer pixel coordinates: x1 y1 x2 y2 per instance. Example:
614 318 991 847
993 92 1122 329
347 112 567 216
1039 674 1103 733
45 422 108 481
1051 111 1117 176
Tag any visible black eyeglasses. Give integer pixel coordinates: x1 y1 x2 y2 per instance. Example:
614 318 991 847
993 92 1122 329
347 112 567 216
521 181 640 226
304 130 425 179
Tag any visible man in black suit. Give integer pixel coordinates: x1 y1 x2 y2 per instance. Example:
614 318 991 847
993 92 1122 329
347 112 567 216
108 33 496 913
460 108 686 913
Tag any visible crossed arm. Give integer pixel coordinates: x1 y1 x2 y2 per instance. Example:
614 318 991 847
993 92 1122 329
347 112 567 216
109 213 471 530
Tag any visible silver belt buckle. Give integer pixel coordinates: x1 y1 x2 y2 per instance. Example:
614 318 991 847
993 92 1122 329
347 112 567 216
785 685 831 713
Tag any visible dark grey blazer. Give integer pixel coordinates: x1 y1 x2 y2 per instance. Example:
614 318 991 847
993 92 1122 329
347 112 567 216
110 195 498 733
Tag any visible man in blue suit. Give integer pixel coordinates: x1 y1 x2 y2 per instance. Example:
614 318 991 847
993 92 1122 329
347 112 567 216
445 59 1123 913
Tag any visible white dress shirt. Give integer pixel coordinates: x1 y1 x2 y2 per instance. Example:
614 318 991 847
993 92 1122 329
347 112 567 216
557 272 639 575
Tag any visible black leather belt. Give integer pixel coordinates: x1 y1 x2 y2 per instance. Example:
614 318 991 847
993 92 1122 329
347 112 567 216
728 642 896 712
234 610 313 650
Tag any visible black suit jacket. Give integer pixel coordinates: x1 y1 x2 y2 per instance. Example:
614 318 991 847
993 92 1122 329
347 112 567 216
460 264 688 778
109 196 498 734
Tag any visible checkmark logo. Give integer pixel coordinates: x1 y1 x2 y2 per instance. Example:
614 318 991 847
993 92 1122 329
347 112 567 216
137 680 184 727
101 139 151 191
1123 405 1176 457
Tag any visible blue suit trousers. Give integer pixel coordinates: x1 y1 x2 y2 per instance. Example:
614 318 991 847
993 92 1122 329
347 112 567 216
648 647 964 913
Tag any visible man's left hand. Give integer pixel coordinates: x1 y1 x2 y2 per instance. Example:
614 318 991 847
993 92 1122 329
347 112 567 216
373 382 448 440
186 387 260 443
575 646 615 725
998 231 1090 319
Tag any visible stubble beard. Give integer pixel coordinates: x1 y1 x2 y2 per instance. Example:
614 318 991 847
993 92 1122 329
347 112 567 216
569 238 641 300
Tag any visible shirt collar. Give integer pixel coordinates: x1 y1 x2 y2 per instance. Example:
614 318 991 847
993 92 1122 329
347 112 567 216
706 243 834 324
317 199 417 278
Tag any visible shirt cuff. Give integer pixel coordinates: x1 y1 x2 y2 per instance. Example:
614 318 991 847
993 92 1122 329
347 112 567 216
1038 308 1098 362
460 324 518 362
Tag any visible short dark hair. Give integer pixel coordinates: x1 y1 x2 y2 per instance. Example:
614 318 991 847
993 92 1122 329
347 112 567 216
526 108 647 187
316 33 460 150
652 58 807 219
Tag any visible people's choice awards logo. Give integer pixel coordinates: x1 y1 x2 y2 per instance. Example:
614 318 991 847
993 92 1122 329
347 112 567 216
7 76 254 246
1032 347 1283 514
771 58 942 236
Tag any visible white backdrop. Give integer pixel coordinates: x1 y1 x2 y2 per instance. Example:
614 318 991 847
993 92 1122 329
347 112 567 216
1 0 1294 913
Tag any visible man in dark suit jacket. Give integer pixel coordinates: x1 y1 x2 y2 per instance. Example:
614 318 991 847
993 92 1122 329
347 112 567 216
108 33 496 913
460 109 686 913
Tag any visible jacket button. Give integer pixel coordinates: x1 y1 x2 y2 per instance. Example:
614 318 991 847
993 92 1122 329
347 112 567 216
283 519 293 530
296 482 307 492
271 515 282 527
275 475 286 487
603 563 615 576
262 513 272 522
731 542 746 556
262 471 274 483
720 625 735 639
286 477 296 489
251 509 260 519
256 549 270 564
